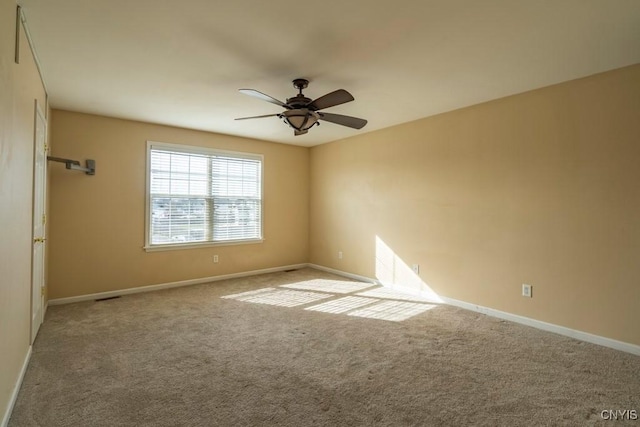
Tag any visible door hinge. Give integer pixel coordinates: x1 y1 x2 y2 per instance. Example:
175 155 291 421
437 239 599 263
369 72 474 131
40 286 45 296
44 143 48 152
42 213 46 225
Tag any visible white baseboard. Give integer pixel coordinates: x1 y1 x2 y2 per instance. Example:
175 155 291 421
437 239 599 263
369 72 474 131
48 263 308 306
1 346 32 427
308 264 640 356
440 296 640 356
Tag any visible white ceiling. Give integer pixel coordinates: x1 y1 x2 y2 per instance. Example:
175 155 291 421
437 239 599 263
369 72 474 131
19 0 640 146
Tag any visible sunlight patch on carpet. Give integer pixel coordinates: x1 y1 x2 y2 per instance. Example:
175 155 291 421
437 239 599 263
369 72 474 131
221 287 277 300
356 287 433 302
348 300 436 322
304 296 378 314
280 279 374 294
221 283 438 322
222 288 332 307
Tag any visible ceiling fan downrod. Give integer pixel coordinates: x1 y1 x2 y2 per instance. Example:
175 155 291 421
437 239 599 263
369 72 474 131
292 78 309 94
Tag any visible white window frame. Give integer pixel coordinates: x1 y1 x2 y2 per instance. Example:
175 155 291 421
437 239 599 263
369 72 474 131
144 141 264 252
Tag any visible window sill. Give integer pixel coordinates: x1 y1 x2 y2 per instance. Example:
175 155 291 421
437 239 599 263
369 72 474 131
143 238 264 252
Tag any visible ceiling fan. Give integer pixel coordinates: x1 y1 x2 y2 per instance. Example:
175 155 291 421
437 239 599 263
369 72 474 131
235 79 367 136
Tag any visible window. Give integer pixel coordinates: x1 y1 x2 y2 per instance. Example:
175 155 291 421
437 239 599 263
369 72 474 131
145 142 263 250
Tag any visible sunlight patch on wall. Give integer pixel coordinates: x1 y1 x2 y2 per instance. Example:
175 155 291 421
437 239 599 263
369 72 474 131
281 279 374 294
348 300 437 322
375 236 442 303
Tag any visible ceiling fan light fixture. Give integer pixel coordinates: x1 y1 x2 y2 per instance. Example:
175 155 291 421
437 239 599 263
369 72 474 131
281 109 319 132
236 80 366 135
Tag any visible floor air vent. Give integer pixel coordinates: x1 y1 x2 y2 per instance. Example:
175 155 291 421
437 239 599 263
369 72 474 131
95 296 121 302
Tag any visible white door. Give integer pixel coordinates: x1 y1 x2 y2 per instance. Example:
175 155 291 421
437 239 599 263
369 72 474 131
31 100 47 343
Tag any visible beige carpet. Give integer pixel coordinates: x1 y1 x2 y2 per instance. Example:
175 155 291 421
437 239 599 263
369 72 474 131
9 268 640 426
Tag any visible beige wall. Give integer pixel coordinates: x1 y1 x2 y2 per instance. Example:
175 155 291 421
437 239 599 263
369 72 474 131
0 0 47 422
48 110 309 299
1 4 636 423
310 65 640 346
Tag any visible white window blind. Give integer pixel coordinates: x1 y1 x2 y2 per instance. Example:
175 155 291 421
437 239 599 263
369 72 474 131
147 143 262 248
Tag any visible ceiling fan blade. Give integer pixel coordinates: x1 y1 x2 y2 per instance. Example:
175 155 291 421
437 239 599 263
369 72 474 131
235 113 280 121
239 89 290 108
318 112 367 129
308 89 354 111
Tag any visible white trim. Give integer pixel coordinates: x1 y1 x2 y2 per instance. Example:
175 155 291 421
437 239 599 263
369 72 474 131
1 346 32 427
30 99 47 344
47 264 308 306
16 6 48 92
307 264 640 356
147 140 264 160
144 140 264 250
440 296 640 356
143 238 264 252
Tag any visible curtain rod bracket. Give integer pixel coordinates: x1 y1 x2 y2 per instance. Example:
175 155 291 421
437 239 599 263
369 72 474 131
47 156 96 175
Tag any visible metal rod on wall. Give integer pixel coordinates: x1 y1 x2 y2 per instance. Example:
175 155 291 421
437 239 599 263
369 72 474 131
47 156 96 175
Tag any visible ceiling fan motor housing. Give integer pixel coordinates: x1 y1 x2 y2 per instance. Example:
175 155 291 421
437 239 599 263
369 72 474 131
286 95 312 108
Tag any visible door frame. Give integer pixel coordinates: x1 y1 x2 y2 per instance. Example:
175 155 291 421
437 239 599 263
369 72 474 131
31 99 47 343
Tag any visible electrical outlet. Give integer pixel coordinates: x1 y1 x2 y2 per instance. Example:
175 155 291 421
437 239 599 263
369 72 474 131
213 255 219 263
412 264 420 274
338 251 343 259
522 284 532 298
